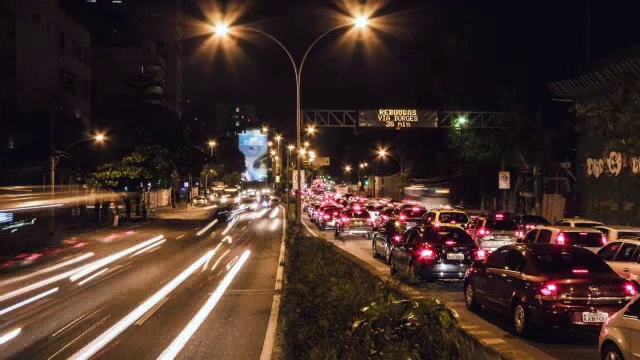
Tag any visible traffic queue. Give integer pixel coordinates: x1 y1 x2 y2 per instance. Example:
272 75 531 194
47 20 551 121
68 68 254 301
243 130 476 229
301 184 640 359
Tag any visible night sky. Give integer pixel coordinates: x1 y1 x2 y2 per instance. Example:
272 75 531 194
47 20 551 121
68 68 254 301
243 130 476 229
126 1 640 179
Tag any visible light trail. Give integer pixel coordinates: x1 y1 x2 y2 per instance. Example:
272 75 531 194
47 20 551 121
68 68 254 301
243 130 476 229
130 239 166 258
0 328 21 345
0 287 58 317
196 219 218 236
269 207 280 218
76 268 109 286
68 250 215 360
0 253 94 288
157 250 251 360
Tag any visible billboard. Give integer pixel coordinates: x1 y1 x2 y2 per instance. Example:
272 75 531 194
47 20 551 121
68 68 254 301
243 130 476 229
358 109 438 128
238 129 268 181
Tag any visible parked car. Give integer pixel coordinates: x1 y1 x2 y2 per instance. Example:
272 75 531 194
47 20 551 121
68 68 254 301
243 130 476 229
192 195 208 206
390 225 486 281
554 217 604 228
599 294 640 360
522 225 606 253
464 244 636 337
594 225 640 243
372 220 409 264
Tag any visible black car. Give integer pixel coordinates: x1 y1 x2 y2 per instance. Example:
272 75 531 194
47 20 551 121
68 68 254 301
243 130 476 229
214 203 237 222
464 244 635 337
372 220 409 264
390 225 485 281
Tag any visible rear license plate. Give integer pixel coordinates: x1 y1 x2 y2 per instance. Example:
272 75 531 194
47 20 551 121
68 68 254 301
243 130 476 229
407 222 416 227
484 241 510 247
447 253 465 260
494 236 511 240
581 312 608 323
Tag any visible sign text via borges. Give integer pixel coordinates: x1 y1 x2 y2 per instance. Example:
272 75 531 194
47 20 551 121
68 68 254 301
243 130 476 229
358 109 438 128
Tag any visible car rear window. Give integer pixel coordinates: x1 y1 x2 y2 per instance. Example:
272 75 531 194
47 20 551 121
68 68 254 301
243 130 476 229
434 227 475 244
562 232 603 247
350 210 370 219
438 212 469 224
401 209 427 218
323 207 339 214
575 222 602 228
485 220 518 230
534 250 613 274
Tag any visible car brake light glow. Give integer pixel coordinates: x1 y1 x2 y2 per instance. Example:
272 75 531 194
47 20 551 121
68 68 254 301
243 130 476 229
420 249 434 258
393 235 401 242
478 228 490 236
625 282 637 297
445 240 456 246
495 213 504 220
399 215 406 221
341 217 349 223
556 233 566 245
434 222 440 227
412 207 421 211
323 215 330 220
601 235 607 245
539 283 558 297
572 268 589 274
475 250 486 260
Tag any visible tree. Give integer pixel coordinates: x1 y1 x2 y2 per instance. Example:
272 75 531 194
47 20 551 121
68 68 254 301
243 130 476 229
212 136 246 177
575 77 640 153
221 172 242 186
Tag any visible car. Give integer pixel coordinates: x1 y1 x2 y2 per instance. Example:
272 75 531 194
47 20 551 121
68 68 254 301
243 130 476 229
372 220 410 264
597 238 640 286
317 206 342 231
599 294 640 360
240 197 259 211
397 207 428 228
522 225 606 253
466 214 523 252
512 214 550 231
389 224 486 281
365 204 384 222
594 225 640 242
554 217 604 228
335 208 372 239
192 195 208 206
423 209 470 229
464 244 636 337
213 203 237 222
372 207 400 231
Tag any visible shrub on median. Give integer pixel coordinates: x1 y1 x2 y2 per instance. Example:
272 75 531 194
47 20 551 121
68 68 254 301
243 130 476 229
282 223 481 360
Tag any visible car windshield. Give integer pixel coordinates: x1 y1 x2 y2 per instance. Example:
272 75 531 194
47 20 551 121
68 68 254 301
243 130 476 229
437 212 469 224
484 220 518 230
401 209 427 218
433 227 475 244
349 210 370 218
562 232 603 247
534 250 613 274
521 215 549 224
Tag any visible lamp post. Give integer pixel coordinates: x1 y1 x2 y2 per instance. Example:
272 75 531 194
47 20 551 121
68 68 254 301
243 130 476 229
275 134 282 179
376 148 404 198
287 144 294 212
213 16 370 223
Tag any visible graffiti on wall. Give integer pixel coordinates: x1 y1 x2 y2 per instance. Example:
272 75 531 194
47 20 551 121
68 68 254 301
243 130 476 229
586 151 640 178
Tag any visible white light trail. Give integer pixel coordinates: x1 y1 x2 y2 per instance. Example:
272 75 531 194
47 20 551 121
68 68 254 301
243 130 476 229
270 219 281 231
0 253 94 288
68 250 215 360
0 328 21 345
70 235 164 282
157 250 251 360
130 239 166 258
269 207 280 218
2 203 63 212
0 287 58 317
196 219 218 236
76 268 109 286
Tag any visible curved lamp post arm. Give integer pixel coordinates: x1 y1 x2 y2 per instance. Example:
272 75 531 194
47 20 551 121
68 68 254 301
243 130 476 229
54 138 93 166
244 27 299 86
299 24 350 83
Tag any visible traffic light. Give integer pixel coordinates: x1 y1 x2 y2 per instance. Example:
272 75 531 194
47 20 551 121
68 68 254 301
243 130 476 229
364 179 369 186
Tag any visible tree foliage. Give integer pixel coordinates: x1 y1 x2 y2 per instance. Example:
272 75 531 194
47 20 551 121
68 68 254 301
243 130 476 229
575 77 640 153
221 172 242 186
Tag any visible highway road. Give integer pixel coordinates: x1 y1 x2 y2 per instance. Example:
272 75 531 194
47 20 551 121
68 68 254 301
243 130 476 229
0 205 284 360
301 216 600 360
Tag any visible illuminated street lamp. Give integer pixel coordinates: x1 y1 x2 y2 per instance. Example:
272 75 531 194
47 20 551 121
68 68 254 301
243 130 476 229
306 125 316 135
262 126 269 133
344 165 352 186
376 147 404 197
208 140 217 157
303 141 310 148
212 14 371 222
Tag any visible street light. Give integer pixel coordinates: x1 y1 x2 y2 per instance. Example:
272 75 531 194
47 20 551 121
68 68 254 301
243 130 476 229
262 126 269 133
275 134 282 178
208 140 217 157
344 165 352 186
211 14 371 222
306 125 316 135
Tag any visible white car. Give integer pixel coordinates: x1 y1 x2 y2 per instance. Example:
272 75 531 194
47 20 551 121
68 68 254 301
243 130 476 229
522 225 606 253
598 238 640 285
594 225 640 242
554 217 603 228
599 294 640 360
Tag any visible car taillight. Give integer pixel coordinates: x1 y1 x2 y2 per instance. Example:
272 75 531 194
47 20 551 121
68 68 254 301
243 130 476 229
556 233 566 245
399 215 406 222
572 268 589 274
445 240 456 246
516 230 524 237
478 228 490 236
625 281 637 297
420 249 434 259
382 215 389 220
393 235 401 242
341 217 349 223
475 250 486 260
526 224 534 230
538 283 558 299
323 215 330 220
602 235 608 245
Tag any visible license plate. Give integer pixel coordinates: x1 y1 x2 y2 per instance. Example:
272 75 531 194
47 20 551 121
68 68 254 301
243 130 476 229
407 222 416 227
352 221 363 225
447 253 465 260
494 236 512 240
485 241 510 247
581 312 608 323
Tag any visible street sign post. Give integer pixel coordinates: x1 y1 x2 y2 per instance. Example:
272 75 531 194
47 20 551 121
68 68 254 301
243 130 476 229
292 170 305 190
498 171 510 189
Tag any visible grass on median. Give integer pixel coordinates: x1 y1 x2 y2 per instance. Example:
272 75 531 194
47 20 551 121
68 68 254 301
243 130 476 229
281 223 484 360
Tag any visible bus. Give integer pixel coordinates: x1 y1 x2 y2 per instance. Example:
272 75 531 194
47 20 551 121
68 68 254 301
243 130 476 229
403 185 451 209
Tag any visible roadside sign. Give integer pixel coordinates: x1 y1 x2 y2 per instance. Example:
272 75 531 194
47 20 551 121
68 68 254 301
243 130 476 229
292 170 305 189
275 175 281 183
312 157 330 167
498 172 510 189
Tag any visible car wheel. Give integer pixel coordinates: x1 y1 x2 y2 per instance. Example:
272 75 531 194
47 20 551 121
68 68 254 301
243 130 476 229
512 301 530 337
601 343 624 360
372 241 378 258
464 282 481 311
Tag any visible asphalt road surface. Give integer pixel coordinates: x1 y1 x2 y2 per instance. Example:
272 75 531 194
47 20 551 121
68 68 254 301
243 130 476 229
0 205 284 360
301 216 600 360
